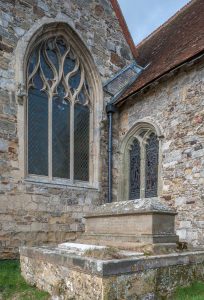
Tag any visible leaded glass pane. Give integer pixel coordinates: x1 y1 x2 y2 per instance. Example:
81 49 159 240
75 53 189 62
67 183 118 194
27 35 91 182
64 56 75 75
40 52 54 82
33 71 43 90
129 139 141 200
69 69 81 92
52 94 70 179
145 133 159 197
47 45 59 72
56 38 67 55
28 88 48 176
28 51 37 75
74 104 89 181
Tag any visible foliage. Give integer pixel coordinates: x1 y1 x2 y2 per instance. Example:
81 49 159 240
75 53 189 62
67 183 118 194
173 281 204 300
0 260 49 300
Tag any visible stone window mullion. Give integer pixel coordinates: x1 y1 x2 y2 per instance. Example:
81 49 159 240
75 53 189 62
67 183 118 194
48 93 52 180
70 102 74 183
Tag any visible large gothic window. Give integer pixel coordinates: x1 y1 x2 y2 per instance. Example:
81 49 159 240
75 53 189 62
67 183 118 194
27 36 91 182
128 130 159 200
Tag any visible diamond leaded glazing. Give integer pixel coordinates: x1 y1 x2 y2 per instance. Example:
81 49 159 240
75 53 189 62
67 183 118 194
28 89 48 176
129 139 140 200
145 133 159 197
27 36 91 181
128 130 159 200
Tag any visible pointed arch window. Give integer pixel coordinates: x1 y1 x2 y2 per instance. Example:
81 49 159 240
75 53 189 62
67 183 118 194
128 130 159 200
27 36 91 182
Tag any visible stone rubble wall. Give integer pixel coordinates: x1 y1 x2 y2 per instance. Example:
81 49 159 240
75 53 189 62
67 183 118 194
21 256 103 300
20 252 204 299
114 60 204 247
0 0 133 258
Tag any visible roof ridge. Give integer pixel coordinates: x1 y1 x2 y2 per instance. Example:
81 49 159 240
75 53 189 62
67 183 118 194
136 0 194 48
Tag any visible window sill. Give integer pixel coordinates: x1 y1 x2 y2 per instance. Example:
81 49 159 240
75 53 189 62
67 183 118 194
24 176 100 191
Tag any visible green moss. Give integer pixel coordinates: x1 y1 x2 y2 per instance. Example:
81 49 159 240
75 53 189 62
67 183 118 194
174 281 204 300
0 260 50 300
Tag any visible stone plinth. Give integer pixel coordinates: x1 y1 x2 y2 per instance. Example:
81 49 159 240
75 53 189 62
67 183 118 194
20 245 204 300
78 198 179 251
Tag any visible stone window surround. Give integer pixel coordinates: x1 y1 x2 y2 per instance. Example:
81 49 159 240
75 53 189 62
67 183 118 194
118 119 163 201
15 17 103 190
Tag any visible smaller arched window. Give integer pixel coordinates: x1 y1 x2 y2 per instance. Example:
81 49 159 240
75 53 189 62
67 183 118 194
27 35 91 182
120 124 161 201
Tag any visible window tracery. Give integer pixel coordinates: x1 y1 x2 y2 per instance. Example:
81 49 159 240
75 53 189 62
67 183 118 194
119 122 161 201
27 35 91 182
128 130 159 200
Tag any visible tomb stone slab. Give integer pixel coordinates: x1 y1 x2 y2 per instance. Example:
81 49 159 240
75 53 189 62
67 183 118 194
78 198 179 251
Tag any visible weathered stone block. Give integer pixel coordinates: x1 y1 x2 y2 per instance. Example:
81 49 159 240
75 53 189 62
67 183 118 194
20 245 204 299
78 199 178 251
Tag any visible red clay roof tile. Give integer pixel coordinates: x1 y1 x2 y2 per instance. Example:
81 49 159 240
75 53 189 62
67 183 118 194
117 0 204 104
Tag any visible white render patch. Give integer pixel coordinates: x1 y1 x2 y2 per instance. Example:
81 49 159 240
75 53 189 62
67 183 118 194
58 242 106 252
0 139 8 153
14 27 25 37
58 243 144 257
119 250 144 257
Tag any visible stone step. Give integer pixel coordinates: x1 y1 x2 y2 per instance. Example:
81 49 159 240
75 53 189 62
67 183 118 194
81 233 179 244
77 236 178 252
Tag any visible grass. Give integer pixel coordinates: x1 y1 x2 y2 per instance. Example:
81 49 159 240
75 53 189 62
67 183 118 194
0 260 50 300
0 260 204 299
173 281 204 300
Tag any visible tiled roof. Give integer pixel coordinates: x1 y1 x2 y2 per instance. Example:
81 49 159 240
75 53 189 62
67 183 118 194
116 0 204 104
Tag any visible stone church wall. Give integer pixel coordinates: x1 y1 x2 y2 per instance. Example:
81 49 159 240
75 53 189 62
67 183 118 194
0 0 133 258
115 59 204 247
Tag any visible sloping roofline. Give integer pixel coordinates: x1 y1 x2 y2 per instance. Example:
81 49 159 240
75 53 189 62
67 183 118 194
136 0 191 48
110 0 138 59
114 0 204 105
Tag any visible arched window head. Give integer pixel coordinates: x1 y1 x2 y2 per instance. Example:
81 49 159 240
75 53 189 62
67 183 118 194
119 122 162 201
128 130 159 200
27 35 91 182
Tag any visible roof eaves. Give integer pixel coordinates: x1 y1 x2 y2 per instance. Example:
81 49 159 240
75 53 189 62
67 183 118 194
116 49 204 107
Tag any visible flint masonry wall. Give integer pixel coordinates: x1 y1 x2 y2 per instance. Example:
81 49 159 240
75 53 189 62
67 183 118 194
114 59 204 247
0 0 133 258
